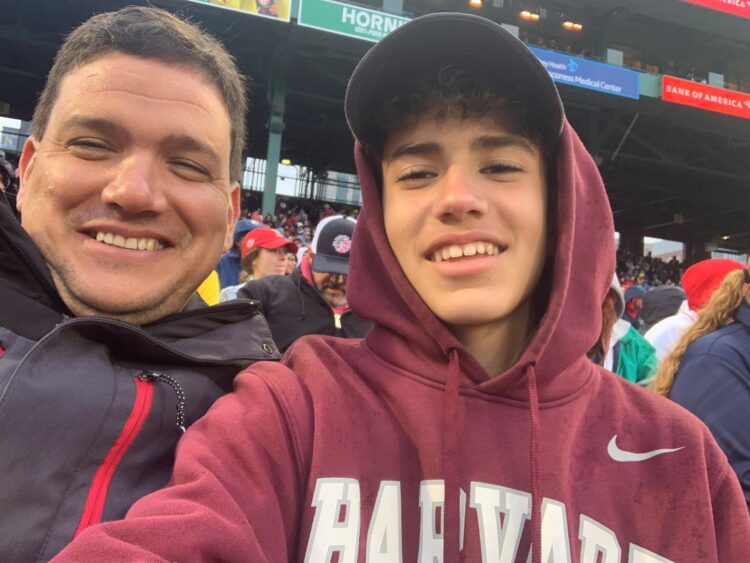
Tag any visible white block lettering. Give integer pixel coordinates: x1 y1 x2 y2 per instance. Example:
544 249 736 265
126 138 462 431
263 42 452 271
367 481 403 563
470 483 531 563
579 515 620 563
304 478 361 563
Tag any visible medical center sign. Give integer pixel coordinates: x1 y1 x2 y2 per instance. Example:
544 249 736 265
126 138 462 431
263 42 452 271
529 46 640 100
298 0 409 42
662 76 750 120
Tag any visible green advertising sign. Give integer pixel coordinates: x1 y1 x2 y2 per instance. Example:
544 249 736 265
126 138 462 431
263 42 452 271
298 0 410 42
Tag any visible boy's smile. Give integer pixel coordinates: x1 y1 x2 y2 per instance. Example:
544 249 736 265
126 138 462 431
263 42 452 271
381 116 548 371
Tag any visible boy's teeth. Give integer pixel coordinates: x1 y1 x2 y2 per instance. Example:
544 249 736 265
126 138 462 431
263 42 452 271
432 242 500 261
94 231 164 251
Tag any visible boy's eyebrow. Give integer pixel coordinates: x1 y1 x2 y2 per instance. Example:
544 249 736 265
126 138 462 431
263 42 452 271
385 142 442 162
471 134 537 154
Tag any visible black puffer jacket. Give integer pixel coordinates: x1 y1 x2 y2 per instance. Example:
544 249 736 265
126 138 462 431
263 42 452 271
0 197 280 562
237 269 372 353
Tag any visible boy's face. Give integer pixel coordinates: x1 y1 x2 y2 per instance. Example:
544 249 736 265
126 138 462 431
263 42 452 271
381 116 548 333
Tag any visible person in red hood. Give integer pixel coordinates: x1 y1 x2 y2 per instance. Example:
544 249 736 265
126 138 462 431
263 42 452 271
54 13 750 563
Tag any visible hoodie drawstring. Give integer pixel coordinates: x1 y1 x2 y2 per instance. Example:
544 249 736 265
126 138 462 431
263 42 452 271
526 363 542 563
443 348 462 563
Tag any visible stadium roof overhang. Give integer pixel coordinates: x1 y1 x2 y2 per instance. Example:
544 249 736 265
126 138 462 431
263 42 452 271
0 0 748 252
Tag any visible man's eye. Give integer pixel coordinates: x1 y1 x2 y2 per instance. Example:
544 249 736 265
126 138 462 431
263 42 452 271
68 138 112 152
170 159 210 180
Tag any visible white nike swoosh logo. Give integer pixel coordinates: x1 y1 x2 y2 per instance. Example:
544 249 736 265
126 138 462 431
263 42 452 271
607 435 684 462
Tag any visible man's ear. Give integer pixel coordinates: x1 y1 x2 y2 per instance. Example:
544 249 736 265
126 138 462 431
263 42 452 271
16 137 39 213
223 182 241 252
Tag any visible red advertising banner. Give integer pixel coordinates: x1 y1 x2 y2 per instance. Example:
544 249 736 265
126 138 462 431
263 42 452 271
681 0 750 19
662 76 750 120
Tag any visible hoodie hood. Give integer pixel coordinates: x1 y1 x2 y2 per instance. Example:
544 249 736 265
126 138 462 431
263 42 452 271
347 120 614 402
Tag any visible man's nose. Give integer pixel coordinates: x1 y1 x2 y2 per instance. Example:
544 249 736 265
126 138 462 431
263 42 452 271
433 165 488 223
101 154 168 214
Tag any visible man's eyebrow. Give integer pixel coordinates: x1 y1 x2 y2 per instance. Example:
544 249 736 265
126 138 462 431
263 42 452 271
471 134 537 154
59 116 128 137
386 142 442 162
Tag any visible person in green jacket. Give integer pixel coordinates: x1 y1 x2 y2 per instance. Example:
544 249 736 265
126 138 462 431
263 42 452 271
589 274 659 385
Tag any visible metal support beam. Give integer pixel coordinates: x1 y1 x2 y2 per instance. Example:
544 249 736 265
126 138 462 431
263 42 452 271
610 113 639 161
262 53 291 215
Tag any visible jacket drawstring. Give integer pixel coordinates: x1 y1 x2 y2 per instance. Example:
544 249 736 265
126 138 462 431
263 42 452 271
296 272 307 321
443 348 462 563
526 363 542 563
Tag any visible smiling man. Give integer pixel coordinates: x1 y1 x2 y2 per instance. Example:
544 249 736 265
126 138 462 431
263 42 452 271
56 13 749 563
0 7 279 562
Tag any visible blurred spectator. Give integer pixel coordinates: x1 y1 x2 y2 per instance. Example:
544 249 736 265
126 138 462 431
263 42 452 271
284 252 297 275
219 228 297 302
622 284 647 329
645 259 746 362
652 261 750 507
589 275 658 385
639 286 686 334
0 154 19 218
215 219 259 289
237 216 371 352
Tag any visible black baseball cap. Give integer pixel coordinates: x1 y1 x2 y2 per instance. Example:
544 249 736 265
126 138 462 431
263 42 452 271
311 216 357 275
345 12 564 153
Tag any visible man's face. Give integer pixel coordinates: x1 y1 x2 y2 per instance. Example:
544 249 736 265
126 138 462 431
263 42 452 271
311 260 348 308
17 54 239 324
382 117 547 335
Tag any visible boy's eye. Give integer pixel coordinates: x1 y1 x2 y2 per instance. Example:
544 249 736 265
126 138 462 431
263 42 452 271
396 167 436 183
480 163 523 175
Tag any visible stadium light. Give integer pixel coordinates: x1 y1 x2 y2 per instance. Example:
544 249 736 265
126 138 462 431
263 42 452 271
281 158 292 165
562 21 583 31
469 0 483 7
520 10 540 21
721 235 730 240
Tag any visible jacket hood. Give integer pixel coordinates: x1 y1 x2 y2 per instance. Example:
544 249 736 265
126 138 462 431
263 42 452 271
347 120 615 401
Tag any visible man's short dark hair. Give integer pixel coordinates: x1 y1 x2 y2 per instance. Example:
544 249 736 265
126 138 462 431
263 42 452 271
31 6 247 182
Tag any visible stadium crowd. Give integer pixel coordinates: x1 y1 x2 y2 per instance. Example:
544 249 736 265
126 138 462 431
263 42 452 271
0 6 748 563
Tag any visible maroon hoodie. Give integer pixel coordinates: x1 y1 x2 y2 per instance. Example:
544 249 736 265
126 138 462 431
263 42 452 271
55 122 750 562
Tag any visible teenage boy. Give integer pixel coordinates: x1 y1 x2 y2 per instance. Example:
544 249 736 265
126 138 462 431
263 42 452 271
56 13 750 563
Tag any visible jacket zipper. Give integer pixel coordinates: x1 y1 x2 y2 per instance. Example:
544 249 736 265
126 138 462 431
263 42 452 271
73 375 155 537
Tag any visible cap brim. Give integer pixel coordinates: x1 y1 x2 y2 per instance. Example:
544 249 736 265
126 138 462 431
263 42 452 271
312 254 350 276
345 12 564 152
261 239 298 254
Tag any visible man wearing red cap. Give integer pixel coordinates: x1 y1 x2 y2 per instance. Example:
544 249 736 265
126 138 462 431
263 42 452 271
645 258 745 361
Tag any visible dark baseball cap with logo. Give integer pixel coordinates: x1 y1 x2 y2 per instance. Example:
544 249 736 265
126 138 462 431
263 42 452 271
311 216 357 275
344 12 564 154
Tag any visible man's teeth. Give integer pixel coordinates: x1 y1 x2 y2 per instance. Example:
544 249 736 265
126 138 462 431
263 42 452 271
433 242 500 262
94 231 165 251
